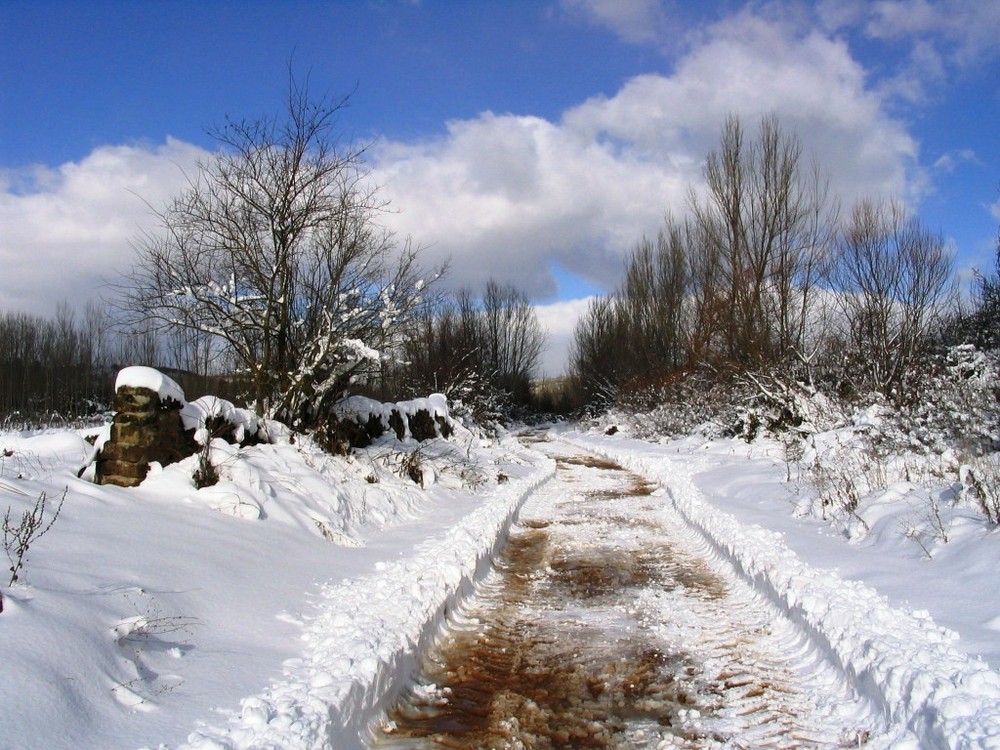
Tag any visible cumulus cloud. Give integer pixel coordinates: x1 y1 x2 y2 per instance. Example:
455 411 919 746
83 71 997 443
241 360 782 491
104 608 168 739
375 10 919 302
0 139 206 316
373 111 686 299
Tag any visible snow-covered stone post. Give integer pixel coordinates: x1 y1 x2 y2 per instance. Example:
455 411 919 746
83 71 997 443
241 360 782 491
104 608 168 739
96 367 197 487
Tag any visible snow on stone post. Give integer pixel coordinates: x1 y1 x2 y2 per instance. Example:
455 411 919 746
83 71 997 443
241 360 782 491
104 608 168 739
96 367 197 487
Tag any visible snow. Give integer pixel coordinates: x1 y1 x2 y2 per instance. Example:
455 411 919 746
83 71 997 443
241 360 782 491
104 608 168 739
181 396 261 445
335 393 450 423
3 379 1000 747
0 409 552 750
115 366 186 404
560 427 1000 748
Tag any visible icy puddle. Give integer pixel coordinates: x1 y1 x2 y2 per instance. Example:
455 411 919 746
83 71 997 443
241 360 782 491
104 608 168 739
372 441 874 749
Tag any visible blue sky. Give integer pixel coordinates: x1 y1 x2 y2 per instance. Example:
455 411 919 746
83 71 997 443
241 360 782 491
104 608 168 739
2 0 999 374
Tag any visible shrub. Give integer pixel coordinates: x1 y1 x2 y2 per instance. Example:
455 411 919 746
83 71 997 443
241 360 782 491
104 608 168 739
4 488 66 586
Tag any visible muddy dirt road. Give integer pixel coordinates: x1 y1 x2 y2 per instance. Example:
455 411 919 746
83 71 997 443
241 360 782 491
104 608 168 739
372 438 874 749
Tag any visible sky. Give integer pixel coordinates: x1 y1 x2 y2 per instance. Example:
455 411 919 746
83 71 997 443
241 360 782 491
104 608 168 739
1 0 999 376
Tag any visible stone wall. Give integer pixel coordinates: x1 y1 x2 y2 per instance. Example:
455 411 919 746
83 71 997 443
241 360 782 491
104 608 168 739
95 386 197 487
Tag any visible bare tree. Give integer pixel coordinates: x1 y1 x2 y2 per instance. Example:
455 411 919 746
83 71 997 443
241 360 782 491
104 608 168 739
481 280 545 401
401 282 544 416
118 78 429 427
955 222 1000 350
827 196 954 395
617 223 689 379
398 290 482 400
691 114 835 365
570 296 625 406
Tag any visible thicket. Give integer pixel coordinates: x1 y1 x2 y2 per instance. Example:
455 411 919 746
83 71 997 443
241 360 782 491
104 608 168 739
0 303 124 425
569 114 965 429
386 280 546 426
0 303 251 428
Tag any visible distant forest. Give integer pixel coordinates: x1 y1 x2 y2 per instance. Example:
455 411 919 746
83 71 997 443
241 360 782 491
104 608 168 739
0 302 237 427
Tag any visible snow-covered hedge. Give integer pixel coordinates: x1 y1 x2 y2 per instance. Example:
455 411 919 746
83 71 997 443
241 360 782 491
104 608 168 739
322 393 453 453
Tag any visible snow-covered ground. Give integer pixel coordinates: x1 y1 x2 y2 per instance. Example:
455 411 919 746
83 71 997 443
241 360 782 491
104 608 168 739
562 426 1000 748
0 416 552 750
3 407 1000 748
376 439 877 748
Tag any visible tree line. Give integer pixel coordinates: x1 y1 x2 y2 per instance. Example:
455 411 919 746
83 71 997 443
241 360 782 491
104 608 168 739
0 303 137 423
570 114 971 410
390 280 545 422
7 82 992 433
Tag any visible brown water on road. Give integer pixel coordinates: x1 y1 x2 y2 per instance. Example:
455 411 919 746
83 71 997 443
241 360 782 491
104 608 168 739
372 443 871 749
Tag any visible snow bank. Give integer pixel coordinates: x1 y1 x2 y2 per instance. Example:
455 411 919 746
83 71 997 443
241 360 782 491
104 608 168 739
181 396 261 445
177 444 556 750
561 431 1000 749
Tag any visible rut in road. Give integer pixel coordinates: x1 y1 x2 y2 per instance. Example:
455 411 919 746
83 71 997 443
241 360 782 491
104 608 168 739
372 438 876 749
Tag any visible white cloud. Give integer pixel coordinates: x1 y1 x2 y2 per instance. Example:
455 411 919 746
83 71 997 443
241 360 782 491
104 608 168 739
816 0 868 31
375 10 920 305
0 139 206 316
534 296 595 376
558 0 669 44
862 0 1000 70
374 111 686 299
0 10 929 382
933 148 979 172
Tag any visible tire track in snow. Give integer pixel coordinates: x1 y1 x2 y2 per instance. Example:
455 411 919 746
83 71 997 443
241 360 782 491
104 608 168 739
564 430 1000 747
372 439 875 748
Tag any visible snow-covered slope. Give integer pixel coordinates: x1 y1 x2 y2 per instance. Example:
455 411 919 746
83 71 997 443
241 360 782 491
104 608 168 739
5 415 1000 749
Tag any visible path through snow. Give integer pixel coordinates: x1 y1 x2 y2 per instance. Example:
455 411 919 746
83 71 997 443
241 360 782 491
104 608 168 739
373 437 875 748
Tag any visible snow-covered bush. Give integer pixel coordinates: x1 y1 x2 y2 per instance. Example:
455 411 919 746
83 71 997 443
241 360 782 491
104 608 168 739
317 395 453 455
606 366 848 446
802 438 888 532
727 374 840 443
603 370 746 441
892 345 1000 457
181 396 263 448
961 455 1000 525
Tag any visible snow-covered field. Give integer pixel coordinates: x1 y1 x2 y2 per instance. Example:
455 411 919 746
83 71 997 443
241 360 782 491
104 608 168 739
3 410 1000 748
0 416 553 750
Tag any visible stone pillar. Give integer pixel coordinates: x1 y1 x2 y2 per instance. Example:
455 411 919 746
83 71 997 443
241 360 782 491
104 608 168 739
95 386 197 487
